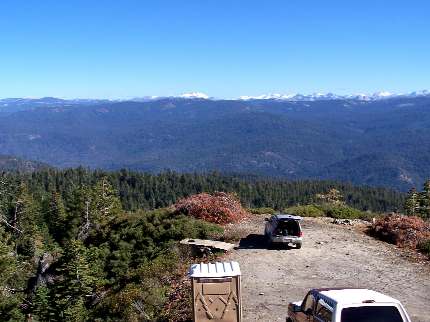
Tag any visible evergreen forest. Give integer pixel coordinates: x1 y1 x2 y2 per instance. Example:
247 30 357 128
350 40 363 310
0 168 406 320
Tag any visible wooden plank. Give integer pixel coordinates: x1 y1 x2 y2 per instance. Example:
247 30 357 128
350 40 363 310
180 238 235 251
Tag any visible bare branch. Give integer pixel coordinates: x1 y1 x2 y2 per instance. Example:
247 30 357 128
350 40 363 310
0 215 23 234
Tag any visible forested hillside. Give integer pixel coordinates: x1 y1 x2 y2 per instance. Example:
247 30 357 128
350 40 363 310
0 96 430 190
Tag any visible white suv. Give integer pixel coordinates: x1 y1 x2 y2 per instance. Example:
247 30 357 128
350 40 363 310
287 288 411 322
264 214 303 248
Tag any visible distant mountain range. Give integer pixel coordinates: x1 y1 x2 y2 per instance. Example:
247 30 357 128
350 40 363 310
0 93 430 190
1 89 429 107
237 90 430 101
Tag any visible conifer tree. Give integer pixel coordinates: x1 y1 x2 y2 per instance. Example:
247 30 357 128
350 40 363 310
46 192 69 245
32 286 52 321
89 177 122 230
68 186 92 241
419 180 430 218
0 229 15 289
77 178 123 241
0 227 25 321
63 298 87 322
54 240 95 321
14 184 40 259
404 188 419 216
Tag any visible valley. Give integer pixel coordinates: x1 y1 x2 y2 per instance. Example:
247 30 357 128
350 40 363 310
1 95 430 190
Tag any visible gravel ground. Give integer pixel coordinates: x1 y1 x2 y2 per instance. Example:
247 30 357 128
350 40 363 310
225 215 430 322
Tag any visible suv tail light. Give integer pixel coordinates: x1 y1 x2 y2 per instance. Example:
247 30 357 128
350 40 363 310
300 231 303 237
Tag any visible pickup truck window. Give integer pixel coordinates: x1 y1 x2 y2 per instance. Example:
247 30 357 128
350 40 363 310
341 306 404 322
315 302 332 322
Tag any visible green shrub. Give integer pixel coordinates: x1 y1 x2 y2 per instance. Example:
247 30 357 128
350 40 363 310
89 209 223 321
94 251 179 321
108 209 223 270
248 207 276 215
319 203 368 219
284 205 325 217
285 203 374 220
418 239 430 257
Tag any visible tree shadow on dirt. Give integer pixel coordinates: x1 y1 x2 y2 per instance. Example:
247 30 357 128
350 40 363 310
237 234 295 250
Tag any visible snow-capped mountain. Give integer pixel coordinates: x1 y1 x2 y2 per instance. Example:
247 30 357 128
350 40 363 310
179 92 209 99
239 93 350 101
237 90 430 101
238 93 297 100
1 90 429 106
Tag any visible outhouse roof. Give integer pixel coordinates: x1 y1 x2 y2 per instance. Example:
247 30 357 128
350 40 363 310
189 261 241 278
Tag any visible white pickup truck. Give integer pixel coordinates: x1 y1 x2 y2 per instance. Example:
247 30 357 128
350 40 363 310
287 288 411 322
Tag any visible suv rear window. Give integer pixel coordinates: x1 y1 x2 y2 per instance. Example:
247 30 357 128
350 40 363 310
341 306 403 322
276 220 300 236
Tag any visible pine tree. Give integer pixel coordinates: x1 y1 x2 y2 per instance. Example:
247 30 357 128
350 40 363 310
32 286 52 321
0 227 25 321
62 298 87 322
92 177 122 223
68 186 91 241
76 178 123 242
14 184 41 259
0 229 15 289
419 180 430 218
404 188 419 216
53 240 95 321
46 192 69 245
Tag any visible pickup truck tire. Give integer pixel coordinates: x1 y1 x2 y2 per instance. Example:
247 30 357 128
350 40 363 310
295 243 302 249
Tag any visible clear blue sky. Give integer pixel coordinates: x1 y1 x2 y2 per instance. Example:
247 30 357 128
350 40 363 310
0 0 429 98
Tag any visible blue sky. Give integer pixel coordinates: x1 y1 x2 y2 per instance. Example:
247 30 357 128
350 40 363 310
0 0 429 98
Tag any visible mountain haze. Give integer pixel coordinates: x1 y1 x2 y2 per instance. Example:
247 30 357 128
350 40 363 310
0 95 429 190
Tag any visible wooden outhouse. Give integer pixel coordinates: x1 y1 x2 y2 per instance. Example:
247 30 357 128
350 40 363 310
189 261 241 322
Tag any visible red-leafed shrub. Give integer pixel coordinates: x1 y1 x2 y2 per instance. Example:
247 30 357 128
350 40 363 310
371 214 430 249
173 192 248 224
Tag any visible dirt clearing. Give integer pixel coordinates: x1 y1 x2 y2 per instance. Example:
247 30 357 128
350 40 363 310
225 216 430 322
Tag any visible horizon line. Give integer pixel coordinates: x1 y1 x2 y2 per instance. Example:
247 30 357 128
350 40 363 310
1 89 429 101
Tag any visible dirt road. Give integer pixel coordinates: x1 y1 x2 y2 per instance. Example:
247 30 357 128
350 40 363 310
225 216 430 322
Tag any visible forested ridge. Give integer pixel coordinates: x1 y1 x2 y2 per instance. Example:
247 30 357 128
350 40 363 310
0 169 405 320
10 168 404 212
